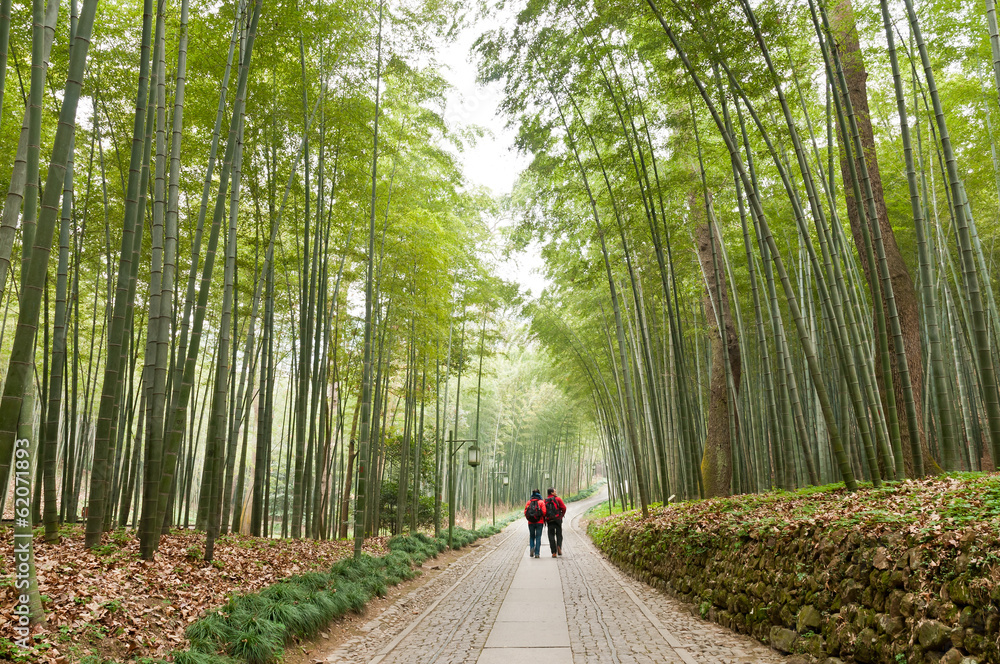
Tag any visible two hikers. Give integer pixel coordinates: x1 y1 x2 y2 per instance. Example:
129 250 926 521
524 487 567 558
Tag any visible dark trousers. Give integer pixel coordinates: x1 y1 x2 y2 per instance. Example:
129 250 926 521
528 522 544 556
546 519 563 552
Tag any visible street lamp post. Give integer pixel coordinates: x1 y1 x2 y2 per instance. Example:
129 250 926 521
447 430 479 549
449 431 458 549
502 475 509 513
468 444 480 530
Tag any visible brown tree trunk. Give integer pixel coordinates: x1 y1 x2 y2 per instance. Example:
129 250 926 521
338 400 362 539
830 0 936 476
695 213 741 498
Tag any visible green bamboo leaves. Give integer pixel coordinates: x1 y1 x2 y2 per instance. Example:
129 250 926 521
484 0 1000 500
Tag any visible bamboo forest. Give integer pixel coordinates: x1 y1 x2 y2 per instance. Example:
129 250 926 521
4 0 1000 661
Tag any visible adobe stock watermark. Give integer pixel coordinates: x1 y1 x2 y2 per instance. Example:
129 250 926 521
12 437 32 649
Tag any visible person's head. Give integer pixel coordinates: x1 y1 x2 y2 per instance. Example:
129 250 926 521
531 488 541 498
547 488 556 496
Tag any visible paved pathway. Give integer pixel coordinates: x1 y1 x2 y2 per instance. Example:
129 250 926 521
327 491 789 664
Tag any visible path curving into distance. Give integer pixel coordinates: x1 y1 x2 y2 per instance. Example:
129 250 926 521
326 490 789 664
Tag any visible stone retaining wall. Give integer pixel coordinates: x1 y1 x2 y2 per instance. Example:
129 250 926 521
589 517 1000 664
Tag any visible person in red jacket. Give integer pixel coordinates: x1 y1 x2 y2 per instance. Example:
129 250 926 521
524 489 546 558
545 488 567 557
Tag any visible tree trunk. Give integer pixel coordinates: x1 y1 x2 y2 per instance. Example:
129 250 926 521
830 0 933 476
695 218 741 498
338 400 360 539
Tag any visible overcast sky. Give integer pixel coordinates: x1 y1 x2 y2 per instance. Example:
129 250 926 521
437 13 550 301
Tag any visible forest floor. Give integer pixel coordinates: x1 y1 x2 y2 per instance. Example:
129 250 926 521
0 525 390 663
596 471 1000 545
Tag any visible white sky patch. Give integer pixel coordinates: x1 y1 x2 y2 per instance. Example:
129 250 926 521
439 15 524 195
438 14 551 300
494 236 549 300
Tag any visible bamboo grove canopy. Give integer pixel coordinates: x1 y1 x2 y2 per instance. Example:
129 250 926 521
4 0 1000 623
477 0 1000 514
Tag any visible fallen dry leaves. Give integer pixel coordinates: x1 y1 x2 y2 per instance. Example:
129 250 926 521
602 473 1000 541
595 473 1000 593
0 526 389 663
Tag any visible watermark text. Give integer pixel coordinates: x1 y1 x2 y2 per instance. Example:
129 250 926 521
12 437 31 648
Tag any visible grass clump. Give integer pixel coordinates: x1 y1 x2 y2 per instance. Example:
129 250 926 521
185 612 234 653
329 552 381 583
472 510 521 538
584 500 612 519
307 589 344 623
333 579 371 613
387 532 445 562
258 581 309 604
445 527 479 549
384 550 418 584
330 554 389 597
78 657 115 664
225 615 284 664
258 599 323 639
171 650 235 664
222 593 270 616
290 571 332 593
565 480 606 503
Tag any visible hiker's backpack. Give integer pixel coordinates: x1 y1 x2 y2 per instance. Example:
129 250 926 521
545 496 561 521
525 498 543 522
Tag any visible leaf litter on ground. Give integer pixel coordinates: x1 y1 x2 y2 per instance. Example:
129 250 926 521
602 473 1000 539
594 472 1000 590
0 526 389 663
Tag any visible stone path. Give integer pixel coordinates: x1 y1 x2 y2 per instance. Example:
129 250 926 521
326 491 789 664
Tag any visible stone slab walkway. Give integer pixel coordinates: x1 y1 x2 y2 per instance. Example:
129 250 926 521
326 491 790 664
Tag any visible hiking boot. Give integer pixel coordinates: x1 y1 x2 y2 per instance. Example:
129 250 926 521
557 546 562 555
552 553 557 558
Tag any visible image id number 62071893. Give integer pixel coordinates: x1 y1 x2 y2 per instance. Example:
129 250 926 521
12 437 33 648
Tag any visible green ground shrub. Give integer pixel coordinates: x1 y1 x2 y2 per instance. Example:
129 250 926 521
564 480 605 503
